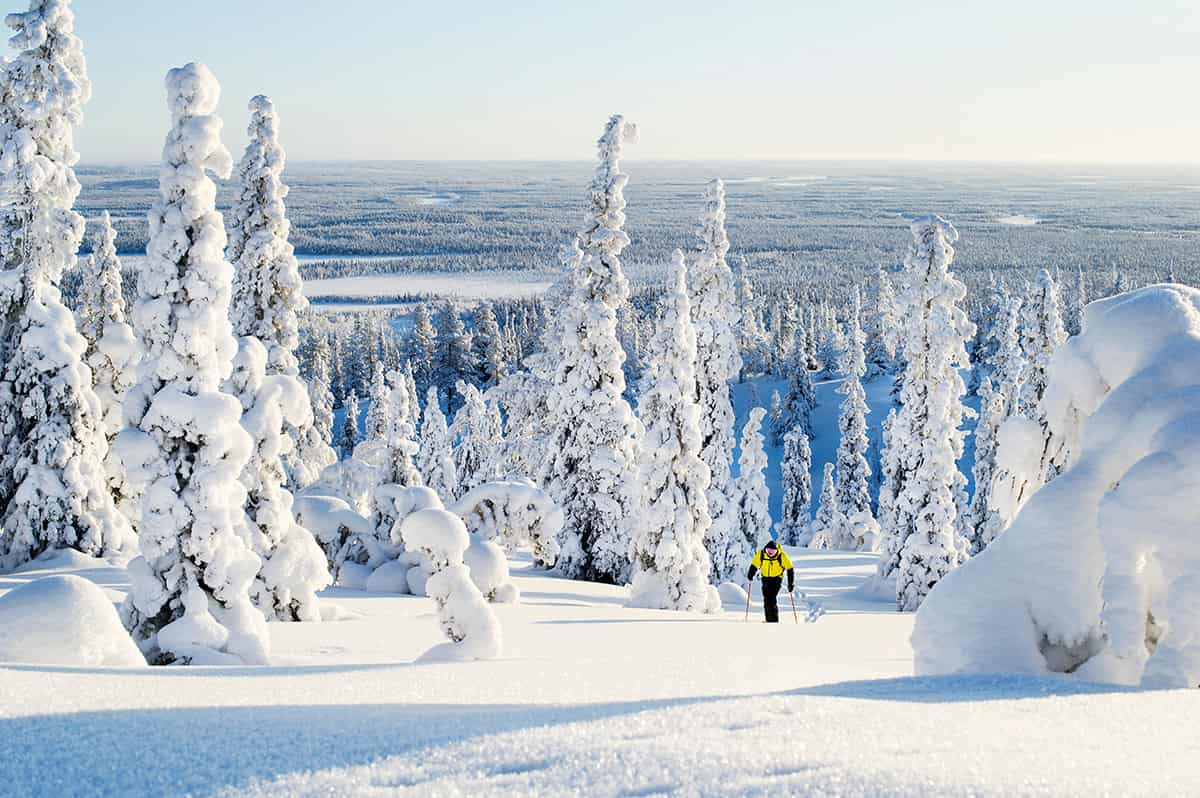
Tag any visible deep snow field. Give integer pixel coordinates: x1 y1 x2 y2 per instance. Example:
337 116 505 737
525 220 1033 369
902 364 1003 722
3 546 1198 797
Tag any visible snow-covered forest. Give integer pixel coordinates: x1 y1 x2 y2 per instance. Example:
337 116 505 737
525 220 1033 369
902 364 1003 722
2 1 1200 795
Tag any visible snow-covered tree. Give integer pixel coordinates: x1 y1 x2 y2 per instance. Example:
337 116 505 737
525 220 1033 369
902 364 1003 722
226 95 331 491
776 426 811 546
629 250 717 613
1019 269 1067 418
338 389 359 458
834 288 872 522
866 268 899 376
541 115 640 584
768 388 784 446
401 506 501 660
363 360 390 442
417 386 456 499
780 345 816 438
450 381 496 497
76 211 138 442
808 462 840 549
118 63 267 665
689 178 744 584
1065 266 1086 337
409 301 437 395
471 301 504 388
733 407 770 553
226 336 330 622
377 370 421 487
733 255 767 377
977 296 1031 547
0 0 134 569
433 303 474 413
307 336 335 454
877 216 974 612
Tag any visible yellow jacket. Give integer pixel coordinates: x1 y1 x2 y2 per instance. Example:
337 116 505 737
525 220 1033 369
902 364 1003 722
750 548 792 578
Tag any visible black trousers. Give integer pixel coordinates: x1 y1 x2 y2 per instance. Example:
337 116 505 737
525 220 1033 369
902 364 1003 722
761 576 782 623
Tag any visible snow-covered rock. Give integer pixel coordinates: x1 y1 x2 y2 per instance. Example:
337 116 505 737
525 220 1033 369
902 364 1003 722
914 284 1200 688
0 575 144 667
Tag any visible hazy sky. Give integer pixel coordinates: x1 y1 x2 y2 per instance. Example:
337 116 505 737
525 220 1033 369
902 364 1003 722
73 0 1200 164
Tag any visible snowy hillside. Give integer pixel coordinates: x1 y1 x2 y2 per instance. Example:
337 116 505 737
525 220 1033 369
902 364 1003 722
4 548 1198 797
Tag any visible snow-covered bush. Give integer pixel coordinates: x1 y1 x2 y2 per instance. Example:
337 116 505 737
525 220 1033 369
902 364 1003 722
448 480 562 568
400 507 502 660
0 0 134 569
118 64 267 666
293 492 379 579
913 284 1200 688
463 536 519 603
0 573 145 666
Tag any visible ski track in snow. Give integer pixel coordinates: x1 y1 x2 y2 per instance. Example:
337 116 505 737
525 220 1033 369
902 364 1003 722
2 544 1196 796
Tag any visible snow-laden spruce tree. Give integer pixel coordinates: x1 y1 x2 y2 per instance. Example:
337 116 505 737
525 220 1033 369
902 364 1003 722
776 426 812 546
808 462 840 549
732 407 770 553
628 250 718 613
118 63 267 665
226 337 330 622
0 0 135 569
689 179 743 584
472 301 504 387
226 95 331 490
834 288 872 525
307 335 336 457
542 115 640 584
363 359 390 442
433 304 474 414
1019 269 1067 419
75 211 139 442
338 389 359 458
780 342 816 437
378 370 421 486
866 268 899 377
417 386 456 498
450 381 495 498
768 388 785 445
976 296 1030 547
409 301 437 396
878 216 974 612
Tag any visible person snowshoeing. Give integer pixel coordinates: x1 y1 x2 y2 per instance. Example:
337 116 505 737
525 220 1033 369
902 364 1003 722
747 539 794 623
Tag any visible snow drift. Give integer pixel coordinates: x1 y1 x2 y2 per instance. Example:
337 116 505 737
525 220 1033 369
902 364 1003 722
0 574 145 667
913 285 1200 688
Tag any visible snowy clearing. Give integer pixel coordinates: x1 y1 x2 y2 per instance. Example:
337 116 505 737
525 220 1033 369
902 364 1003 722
3 548 1197 796
995 214 1042 226
302 272 553 300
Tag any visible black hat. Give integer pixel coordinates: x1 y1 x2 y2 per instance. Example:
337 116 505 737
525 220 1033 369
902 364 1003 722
764 540 779 551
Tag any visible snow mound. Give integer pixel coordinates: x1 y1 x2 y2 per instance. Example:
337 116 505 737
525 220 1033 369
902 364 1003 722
364 559 412 594
0 575 144 667
914 285 1200 687
718 581 748 609
463 537 519 603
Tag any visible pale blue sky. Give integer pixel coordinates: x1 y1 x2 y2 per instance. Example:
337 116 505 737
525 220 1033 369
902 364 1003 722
73 0 1200 164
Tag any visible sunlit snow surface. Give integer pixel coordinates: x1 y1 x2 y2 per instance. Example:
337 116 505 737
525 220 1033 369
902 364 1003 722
2 546 1196 796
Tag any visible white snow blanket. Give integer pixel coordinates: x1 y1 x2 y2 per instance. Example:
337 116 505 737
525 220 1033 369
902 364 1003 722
0 573 144 667
914 285 1200 687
